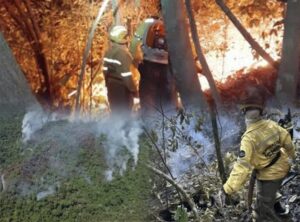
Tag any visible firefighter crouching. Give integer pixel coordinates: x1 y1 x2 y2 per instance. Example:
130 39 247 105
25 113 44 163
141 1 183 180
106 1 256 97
221 87 295 221
102 25 139 114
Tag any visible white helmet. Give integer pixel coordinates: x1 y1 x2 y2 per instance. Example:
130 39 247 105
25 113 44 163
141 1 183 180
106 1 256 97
109 25 128 44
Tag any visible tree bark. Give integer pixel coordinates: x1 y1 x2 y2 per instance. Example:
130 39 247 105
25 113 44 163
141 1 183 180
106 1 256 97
276 0 300 103
216 0 277 69
185 0 221 106
161 0 205 111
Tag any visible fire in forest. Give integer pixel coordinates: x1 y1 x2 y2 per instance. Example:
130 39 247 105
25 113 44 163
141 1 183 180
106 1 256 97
0 0 285 111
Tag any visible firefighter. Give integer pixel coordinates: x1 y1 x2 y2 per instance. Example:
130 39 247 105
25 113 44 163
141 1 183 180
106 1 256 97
130 18 178 116
102 25 139 114
221 86 295 221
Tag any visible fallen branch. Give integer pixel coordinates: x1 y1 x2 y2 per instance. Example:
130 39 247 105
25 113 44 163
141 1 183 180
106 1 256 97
146 163 201 222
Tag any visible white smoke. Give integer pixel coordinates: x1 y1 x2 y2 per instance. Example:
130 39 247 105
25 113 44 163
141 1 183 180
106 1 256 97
150 110 241 179
22 106 66 142
21 108 142 183
95 116 142 180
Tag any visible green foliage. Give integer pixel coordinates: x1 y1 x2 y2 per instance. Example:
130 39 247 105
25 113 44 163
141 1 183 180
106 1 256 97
0 117 153 221
0 113 24 169
174 206 189 222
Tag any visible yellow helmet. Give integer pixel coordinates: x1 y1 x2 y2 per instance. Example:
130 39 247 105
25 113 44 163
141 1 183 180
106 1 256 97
109 25 128 44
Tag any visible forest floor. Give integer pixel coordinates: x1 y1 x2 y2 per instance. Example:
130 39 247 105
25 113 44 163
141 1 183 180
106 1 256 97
1 65 300 222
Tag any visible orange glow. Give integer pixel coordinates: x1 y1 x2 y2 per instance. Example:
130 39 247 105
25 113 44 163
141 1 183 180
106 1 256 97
199 21 283 90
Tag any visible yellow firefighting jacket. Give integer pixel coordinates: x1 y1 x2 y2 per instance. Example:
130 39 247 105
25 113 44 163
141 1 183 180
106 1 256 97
223 119 295 195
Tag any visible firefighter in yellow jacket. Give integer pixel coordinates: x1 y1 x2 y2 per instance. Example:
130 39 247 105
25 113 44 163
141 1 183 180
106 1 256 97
102 25 139 114
222 87 295 221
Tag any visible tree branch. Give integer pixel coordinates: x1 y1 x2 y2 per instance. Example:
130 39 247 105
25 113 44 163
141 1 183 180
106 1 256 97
146 163 200 222
216 0 277 69
75 0 110 112
185 0 221 106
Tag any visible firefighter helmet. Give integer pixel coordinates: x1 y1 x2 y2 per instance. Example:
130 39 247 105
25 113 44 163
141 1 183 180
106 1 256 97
239 85 267 113
109 25 128 44
129 18 168 64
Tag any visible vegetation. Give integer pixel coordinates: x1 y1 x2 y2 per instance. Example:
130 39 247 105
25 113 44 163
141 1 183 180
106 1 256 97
0 0 285 110
0 113 153 222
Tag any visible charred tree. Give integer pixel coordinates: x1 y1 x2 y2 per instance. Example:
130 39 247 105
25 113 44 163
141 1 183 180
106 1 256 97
216 0 277 69
185 0 221 106
276 0 300 103
161 0 205 110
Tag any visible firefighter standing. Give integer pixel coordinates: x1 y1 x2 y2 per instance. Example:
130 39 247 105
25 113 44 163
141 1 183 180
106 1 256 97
130 18 178 116
102 25 139 114
222 87 295 221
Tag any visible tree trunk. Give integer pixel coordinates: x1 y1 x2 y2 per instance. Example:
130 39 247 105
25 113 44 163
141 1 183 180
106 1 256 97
75 0 110 111
0 32 38 115
276 0 300 103
209 104 227 184
216 0 277 69
112 0 121 25
4 0 53 106
161 0 205 110
185 0 221 106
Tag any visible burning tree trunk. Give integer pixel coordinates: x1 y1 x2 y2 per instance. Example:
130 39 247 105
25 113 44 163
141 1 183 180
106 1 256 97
276 0 300 103
216 0 277 69
161 0 205 110
185 0 221 106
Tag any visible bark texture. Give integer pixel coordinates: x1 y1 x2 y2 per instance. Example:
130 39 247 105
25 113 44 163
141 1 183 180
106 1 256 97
276 0 300 103
161 0 205 110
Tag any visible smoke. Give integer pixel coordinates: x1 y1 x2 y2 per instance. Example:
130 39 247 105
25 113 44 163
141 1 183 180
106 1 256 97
150 110 242 179
22 106 66 142
17 108 143 196
95 116 142 180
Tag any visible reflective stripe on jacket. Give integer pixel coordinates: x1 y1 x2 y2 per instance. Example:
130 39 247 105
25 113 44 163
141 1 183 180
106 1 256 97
223 119 295 195
103 43 138 93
